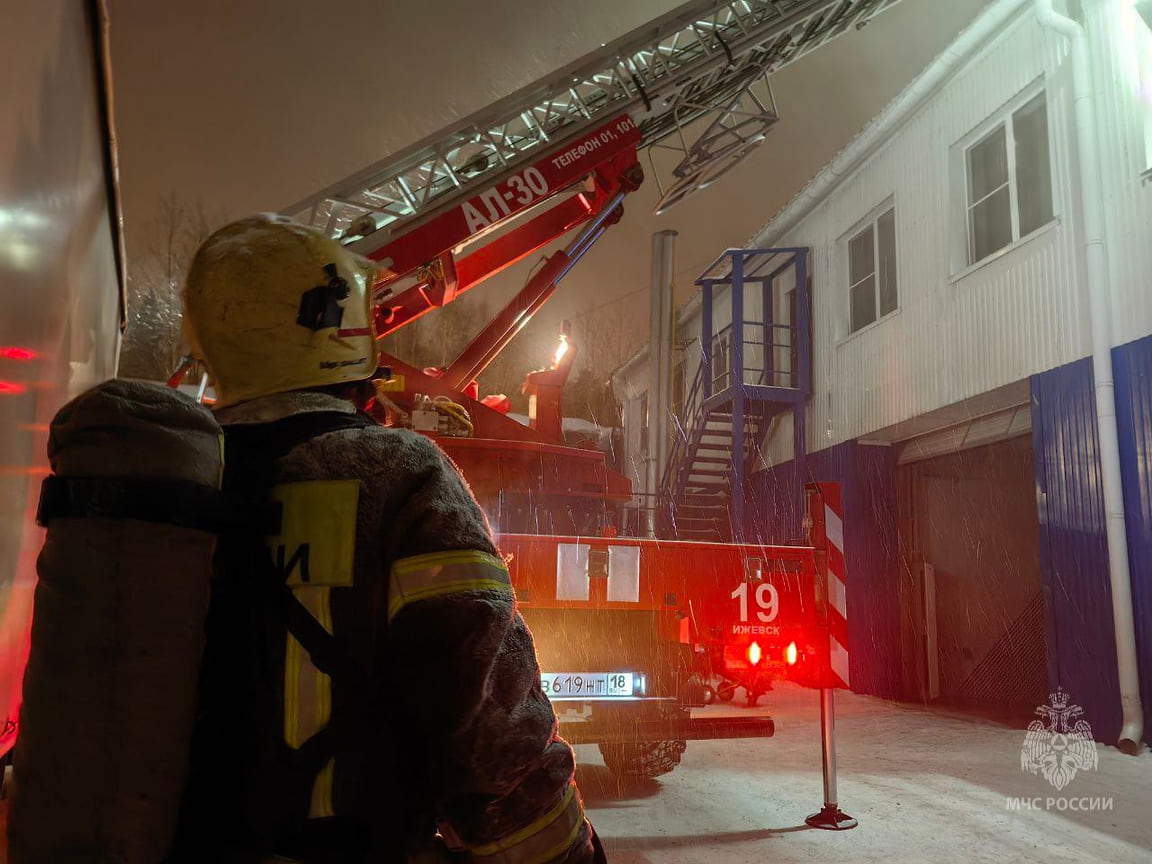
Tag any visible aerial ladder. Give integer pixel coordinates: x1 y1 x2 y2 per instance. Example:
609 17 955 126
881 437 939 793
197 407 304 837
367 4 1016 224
169 0 902 784
182 0 904 408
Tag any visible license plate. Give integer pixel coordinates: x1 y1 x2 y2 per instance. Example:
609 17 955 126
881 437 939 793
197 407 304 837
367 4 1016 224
541 671 634 700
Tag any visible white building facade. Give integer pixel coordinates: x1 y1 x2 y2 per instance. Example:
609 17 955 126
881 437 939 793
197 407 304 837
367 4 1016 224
615 0 1152 744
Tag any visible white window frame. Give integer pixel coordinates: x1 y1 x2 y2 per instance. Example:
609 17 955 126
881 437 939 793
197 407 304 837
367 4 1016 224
845 203 898 335
838 197 898 341
711 331 732 391
1130 6 1152 180
956 82 1055 269
639 393 649 456
671 357 686 421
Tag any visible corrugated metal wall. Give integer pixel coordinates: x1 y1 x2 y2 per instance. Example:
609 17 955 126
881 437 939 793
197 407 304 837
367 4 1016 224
1086 2 1152 348
1112 334 1152 738
628 1 1152 472
755 10 1087 464
1030 356 1122 743
621 2 1152 467
745 440 901 699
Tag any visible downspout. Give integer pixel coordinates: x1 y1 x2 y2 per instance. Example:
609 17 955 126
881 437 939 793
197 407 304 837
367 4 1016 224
1035 0 1143 753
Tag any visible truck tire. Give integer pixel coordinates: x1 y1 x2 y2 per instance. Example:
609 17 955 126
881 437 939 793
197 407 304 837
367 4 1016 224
598 739 687 779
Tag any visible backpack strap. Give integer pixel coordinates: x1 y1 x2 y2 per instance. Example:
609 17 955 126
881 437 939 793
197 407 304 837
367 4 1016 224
224 410 375 684
36 475 241 532
223 409 378 861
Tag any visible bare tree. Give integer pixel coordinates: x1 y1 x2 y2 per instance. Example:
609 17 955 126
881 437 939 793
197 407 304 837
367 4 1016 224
565 297 643 425
118 195 220 380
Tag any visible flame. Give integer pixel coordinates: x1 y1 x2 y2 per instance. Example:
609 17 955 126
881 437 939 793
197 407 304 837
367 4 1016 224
552 335 569 367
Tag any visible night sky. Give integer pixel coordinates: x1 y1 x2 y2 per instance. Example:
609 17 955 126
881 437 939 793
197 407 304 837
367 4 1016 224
107 0 992 364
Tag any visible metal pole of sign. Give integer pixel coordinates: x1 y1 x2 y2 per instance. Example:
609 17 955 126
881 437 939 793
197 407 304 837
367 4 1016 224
806 686 857 830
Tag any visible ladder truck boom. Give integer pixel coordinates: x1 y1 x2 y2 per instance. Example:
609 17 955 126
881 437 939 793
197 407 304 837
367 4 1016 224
287 0 903 257
280 0 905 336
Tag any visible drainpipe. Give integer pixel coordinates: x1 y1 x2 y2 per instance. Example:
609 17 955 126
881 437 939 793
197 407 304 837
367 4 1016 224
1035 0 1143 753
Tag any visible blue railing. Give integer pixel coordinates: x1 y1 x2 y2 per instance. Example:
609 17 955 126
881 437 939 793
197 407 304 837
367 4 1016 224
655 247 812 542
661 358 706 499
660 319 801 502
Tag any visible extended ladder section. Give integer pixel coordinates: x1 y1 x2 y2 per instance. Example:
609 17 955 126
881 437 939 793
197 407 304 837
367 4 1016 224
281 0 904 348
149 1 908 453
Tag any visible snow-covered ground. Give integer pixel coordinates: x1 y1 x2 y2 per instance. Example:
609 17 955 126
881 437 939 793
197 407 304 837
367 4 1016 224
578 684 1152 863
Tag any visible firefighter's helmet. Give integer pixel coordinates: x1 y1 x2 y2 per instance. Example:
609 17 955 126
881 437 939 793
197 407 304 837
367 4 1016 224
183 213 379 407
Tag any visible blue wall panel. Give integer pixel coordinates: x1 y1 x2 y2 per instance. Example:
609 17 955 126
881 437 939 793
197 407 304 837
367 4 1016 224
745 441 901 699
1030 357 1122 742
1112 335 1152 739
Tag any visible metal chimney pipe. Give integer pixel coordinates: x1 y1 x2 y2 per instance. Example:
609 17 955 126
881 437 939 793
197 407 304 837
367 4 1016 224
646 229 678 536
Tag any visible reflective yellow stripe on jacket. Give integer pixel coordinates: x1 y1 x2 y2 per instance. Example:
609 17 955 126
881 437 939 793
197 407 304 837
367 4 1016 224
388 549 513 622
265 479 360 819
467 784 585 864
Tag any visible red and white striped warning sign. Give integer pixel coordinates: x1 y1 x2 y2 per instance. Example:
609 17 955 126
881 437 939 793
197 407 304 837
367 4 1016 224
815 481 852 691
819 483 850 689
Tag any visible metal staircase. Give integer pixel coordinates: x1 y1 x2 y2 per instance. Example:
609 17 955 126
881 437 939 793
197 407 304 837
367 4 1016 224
666 392 775 541
660 248 812 542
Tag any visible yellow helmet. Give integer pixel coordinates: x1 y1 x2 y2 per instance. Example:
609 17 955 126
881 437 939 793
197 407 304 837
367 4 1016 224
183 214 379 408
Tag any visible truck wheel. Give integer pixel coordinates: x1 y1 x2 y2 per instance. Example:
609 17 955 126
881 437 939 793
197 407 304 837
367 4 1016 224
598 739 687 779
716 681 737 702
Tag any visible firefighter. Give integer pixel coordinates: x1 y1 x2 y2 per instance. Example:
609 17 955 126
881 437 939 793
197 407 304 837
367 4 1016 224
174 213 604 863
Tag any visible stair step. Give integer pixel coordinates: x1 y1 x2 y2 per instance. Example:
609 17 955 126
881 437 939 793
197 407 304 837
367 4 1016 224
677 531 727 542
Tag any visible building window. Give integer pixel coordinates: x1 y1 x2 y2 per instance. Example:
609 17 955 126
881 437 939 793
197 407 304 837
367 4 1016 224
848 205 897 334
1132 5 1152 179
671 359 685 422
964 90 1053 265
712 332 731 390
639 394 649 456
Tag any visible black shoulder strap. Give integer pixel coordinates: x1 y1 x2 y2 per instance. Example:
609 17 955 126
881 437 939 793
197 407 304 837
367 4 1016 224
173 409 379 862
223 410 375 479
223 409 376 685
36 475 240 532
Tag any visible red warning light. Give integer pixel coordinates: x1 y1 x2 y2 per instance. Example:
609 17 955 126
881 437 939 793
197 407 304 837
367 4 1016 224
785 641 798 666
747 642 762 666
0 347 37 361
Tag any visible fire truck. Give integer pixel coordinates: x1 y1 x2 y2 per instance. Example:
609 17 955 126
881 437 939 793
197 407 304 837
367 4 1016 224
3 0 903 780
173 0 897 777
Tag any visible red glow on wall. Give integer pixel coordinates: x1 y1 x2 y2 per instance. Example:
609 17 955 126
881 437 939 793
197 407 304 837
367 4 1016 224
0 348 37 361
0 381 27 395
0 466 48 476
